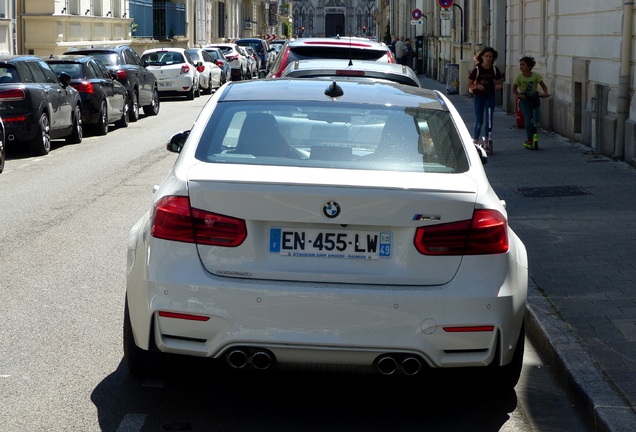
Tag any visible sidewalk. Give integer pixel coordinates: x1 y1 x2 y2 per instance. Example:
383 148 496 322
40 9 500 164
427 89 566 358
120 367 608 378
418 75 636 432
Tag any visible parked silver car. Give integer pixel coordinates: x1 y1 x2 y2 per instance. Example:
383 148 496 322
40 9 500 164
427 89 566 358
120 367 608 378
205 43 248 81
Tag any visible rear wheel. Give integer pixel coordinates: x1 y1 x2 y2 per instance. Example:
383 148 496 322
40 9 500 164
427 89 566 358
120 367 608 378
29 112 51 155
490 321 525 390
203 76 213 94
186 85 195 100
123 297 166 378
143 87 160 116
129 91 140 122
94 100 109 136
0 129 5 173
115 100 129 128
65 104 83 144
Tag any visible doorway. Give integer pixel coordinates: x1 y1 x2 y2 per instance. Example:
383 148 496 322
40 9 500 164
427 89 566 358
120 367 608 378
325 14 345 37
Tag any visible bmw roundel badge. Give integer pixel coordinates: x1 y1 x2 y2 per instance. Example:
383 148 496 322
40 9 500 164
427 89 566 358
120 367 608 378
323 201 340 218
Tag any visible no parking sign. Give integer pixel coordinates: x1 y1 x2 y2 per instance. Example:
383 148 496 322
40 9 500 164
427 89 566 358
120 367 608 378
438 0 454 8
411 9 422 20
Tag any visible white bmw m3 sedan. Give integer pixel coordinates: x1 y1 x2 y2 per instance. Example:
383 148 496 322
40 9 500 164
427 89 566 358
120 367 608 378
124 78 528 389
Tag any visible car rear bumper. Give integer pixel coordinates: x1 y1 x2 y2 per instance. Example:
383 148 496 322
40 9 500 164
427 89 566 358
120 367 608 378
126 217 528 370
2 114 38 142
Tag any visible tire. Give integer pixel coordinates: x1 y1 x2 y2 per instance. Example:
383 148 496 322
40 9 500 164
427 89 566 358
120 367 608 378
94 100 109 136
123 297 166 378
490 321 525 391
28 112 51 155
142 87 160 116
129 91 140 122
203 76 213 95
186 85 195 100
66 104 83 144
115 100 129 128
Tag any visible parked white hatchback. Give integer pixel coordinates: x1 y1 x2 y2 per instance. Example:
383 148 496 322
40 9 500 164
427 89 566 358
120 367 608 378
186 48 222 94
141 48 200 100
124 79 528 390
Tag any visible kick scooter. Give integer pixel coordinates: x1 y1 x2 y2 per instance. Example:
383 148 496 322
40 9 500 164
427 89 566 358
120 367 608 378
479 106 494 155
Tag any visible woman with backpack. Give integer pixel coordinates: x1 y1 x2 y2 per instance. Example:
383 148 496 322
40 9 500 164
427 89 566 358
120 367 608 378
468 47 503 145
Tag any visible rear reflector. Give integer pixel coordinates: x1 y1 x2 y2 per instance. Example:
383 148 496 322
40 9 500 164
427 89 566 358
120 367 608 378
0 88 26 101
152 195 247 247
414 209 509 255
443 326 495 332
159 311 210 321
2 116 27 122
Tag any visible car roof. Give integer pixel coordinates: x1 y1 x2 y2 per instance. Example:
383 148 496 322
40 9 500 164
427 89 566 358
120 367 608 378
218 78 446 109
0 55 44 62
288 37 389 50
46 55 91 62
143 47 187 53
281 59 421 87
66 45 130 52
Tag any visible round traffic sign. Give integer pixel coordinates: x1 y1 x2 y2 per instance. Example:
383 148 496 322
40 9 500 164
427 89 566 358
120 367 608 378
412 9 422 20
438 0 454 8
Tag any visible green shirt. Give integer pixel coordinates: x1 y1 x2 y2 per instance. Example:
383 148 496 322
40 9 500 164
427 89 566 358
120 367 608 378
514 72 543 96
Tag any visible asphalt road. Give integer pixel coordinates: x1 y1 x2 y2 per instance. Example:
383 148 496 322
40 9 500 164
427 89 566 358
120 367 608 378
0 89 588 432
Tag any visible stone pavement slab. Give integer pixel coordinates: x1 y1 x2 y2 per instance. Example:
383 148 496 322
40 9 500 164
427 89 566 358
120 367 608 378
418 75 636 432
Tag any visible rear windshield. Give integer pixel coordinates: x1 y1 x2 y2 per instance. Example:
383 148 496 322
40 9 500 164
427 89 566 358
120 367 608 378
289 46 390 62
187 51 200 61
238 42 262 53
48 63 84 79
194 101 468 173
0 65 19 83
72 52 119 67
142 52 185 65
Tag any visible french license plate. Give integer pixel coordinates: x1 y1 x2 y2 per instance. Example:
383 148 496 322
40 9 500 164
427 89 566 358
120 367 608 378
269 228 391 260
158 82 172 87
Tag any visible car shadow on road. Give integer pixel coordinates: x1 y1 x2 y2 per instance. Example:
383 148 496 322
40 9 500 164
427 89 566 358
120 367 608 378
92 357 518 432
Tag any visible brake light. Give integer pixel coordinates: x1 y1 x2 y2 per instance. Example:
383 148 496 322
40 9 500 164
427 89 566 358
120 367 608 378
414 210 508 255
336 70 365 76
215 60 225 66
196 65 205 73
225 54 238 61
152 196 247 247
270 49 290 78
0 88 26 101
72 81 94 93
180 64 190 74
114 70 127 79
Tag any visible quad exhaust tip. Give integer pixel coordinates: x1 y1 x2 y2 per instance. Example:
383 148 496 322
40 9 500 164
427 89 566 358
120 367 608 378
377 354 423 376
225 348 274 371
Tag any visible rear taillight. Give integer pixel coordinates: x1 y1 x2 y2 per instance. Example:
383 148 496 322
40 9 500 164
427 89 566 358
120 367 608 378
196 65 205 73
215 60 225 67
72 81 94 93
414 210 508 255
180 64 190 74
225 55 238 61
114 70 127 79
0 88 26 101
152 196 247 247
270 49 290 78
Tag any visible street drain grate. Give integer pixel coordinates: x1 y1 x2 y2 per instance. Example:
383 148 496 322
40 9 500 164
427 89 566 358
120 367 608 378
516 185 591 198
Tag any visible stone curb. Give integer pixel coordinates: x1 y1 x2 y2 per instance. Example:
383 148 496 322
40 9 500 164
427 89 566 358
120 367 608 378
525 278 636 432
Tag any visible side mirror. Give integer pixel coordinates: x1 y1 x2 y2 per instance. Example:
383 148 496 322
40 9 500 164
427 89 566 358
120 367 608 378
59 72 72 87
167 130 190 153
258 70 268 79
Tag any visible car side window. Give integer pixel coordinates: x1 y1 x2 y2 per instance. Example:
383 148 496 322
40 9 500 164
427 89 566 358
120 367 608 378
184 52 195 65
126 49 143 67
94 60 112 79
86 61 101 79
202 51 213 63
14 63 34 83
38 61 60 83
26 62 47 83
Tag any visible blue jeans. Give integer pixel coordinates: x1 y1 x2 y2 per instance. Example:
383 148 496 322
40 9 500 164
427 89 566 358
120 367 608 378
519 97 541 140
473 93 496 140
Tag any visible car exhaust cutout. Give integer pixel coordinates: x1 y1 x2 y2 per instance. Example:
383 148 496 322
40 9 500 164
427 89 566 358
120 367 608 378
226 349 249 369
401 357 422 376
377 355 398 375
251 351 272 370
7 134 14 141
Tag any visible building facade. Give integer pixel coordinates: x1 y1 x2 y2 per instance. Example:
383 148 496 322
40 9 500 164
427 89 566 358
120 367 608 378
291 0 378 39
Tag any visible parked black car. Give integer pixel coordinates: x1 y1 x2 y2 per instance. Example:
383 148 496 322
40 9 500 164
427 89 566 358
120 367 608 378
65 45 160 122
0 55 83 155
47 55 128 135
